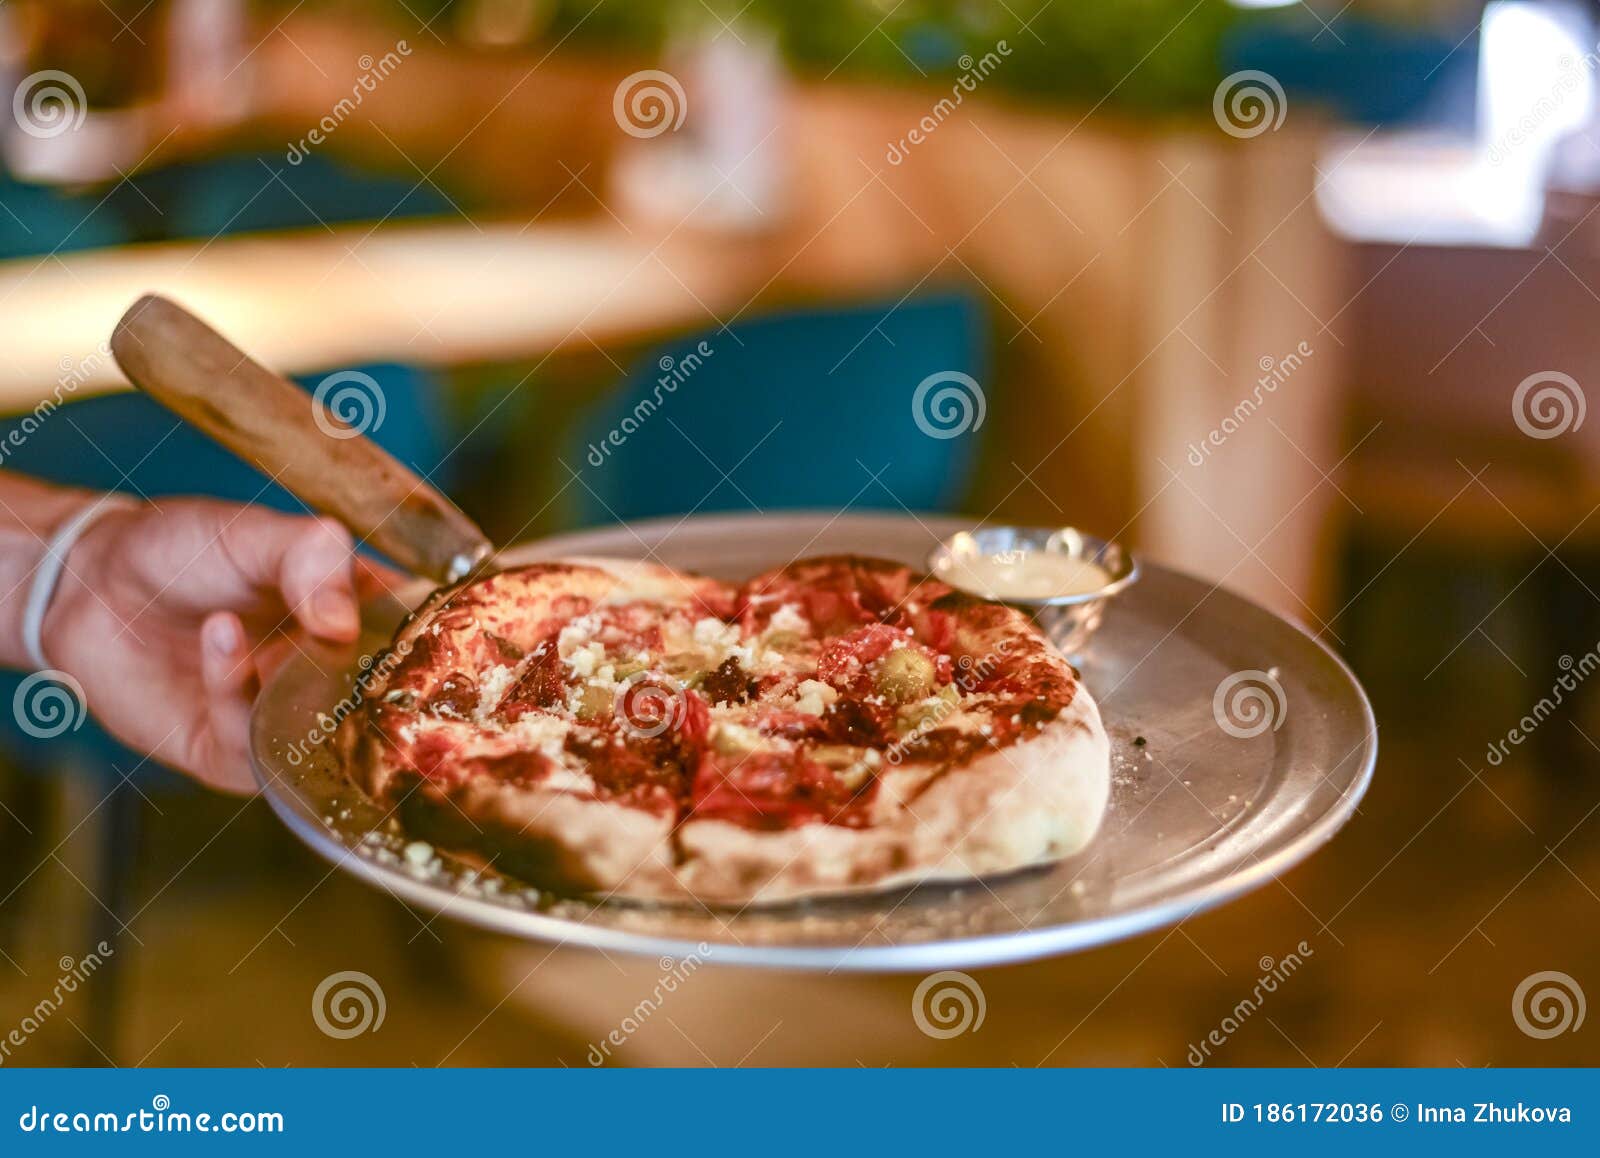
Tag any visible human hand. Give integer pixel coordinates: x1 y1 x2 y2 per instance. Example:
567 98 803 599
42 498 399 792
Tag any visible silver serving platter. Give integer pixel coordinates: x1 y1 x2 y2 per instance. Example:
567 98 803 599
250 512 1376 971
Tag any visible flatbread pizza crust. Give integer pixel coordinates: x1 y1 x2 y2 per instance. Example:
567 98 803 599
335 553 1111 906
671 696 1108 903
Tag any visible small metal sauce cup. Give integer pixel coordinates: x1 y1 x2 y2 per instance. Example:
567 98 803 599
927 526 1140 656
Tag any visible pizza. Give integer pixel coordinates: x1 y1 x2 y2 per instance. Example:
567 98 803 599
335 554 1110 905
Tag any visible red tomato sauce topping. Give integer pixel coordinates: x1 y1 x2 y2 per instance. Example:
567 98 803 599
688 749 874 830
371 557 1076 834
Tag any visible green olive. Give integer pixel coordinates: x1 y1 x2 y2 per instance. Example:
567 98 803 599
575 683 614 720
874 648 936 704
895 684 959 732
662 650 710 678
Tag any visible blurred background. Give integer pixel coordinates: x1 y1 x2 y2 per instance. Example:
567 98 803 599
0 0 1598 1067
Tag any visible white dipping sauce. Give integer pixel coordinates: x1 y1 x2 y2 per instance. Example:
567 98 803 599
936 550 1112 600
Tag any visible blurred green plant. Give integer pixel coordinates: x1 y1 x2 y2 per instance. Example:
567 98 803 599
295 0 1480 114
398 0 1243 113
567 0 1240 112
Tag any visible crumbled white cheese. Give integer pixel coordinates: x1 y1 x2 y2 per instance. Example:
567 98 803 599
687 615 769 673
506 713 573 760
557 614 600 657
769 603 809 634
744 646 782 675
403 840 436 868
475 663 517 719
563 659 624 716
794 678 839 716
566 640 606 678
713 721 765 750
693 617 740 649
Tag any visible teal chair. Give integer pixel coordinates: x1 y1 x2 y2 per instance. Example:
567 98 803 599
564 291 987 524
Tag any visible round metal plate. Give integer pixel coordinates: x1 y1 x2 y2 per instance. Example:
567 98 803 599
250 512 1376 971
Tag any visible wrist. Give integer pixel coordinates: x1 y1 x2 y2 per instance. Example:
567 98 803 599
21 497 143 673
0 488 104 670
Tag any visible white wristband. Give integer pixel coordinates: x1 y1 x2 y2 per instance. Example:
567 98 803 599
22 496 138 671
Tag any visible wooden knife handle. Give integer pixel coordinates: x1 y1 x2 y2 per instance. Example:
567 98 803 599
110 294 492 583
